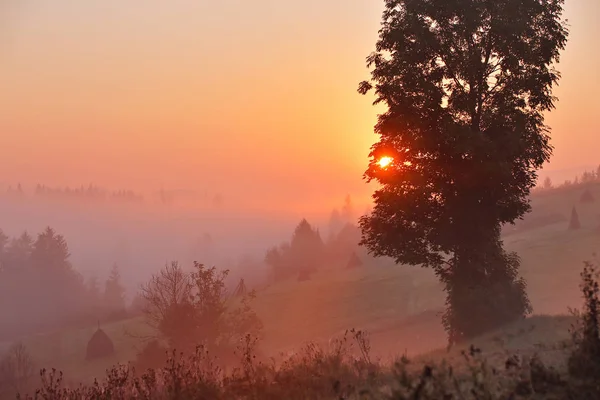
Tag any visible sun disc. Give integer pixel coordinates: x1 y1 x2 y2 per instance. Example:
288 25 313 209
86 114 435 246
377 156 393 168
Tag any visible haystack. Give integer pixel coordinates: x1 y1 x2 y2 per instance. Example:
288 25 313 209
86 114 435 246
85 326 115 360
580 189 595 203
346 251 363 269
569 206 581 230
233 278 247 297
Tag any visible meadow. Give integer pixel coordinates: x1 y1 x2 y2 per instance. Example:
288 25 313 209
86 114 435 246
2 181 599 393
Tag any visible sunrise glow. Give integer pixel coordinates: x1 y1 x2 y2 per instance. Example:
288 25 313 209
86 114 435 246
378 156 393 168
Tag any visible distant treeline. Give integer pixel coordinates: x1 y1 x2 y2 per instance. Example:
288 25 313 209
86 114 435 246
2 183 226 208
533 164 600 195
263 195 384 282
3 183 144 204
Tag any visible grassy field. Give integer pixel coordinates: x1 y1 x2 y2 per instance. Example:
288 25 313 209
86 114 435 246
2 182 599 386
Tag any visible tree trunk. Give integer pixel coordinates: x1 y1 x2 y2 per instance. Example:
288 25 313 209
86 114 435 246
443 222 531 345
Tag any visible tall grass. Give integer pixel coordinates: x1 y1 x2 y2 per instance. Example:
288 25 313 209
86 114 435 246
6 260 600 399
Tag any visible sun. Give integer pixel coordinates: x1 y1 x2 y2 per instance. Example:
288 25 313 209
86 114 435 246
377 156 393 168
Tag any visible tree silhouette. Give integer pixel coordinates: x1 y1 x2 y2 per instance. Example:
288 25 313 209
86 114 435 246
3 232 33 271
140 262 262 353
569 206 581 230
0 229 9 270
86 276 102 316
289 219 325 274
358 0 568 343
326 223 362 267
30 227 71 271
264 219 326 281
104 263 126 315
265 245 287 282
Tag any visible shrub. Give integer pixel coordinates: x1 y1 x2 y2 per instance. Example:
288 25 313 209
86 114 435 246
140 261 263 358
134 340 169 373
0 342 35 397
22 259 600 399
568 261 600 397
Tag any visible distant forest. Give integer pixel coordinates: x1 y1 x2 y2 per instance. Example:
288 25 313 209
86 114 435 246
533 164 600 194
1 183 225 208
0 195 370 341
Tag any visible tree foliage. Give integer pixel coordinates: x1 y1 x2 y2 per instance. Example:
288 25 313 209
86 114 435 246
265 219 326 281
358 0 568 342
140 261 263 354
0 342 35 396
0 227 91 339
104 263 126 315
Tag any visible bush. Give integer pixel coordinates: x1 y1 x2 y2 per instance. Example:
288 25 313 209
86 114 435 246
0 342 35 398
139 261 263 358
19 331 578 400
567 261 600 397
134 340 169 372
20 259 600 399
21 331 381 400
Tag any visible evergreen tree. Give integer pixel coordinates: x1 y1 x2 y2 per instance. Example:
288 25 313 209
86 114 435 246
3 232 33 271
327 223 362 266
265 245 289 281
0 229 9 270
30 227 71 271
87 276 102 314
358 0 568 343
104 263 126 314
289 219 325 273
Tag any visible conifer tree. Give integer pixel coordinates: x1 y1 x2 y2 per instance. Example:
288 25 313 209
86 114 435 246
104 263 126 314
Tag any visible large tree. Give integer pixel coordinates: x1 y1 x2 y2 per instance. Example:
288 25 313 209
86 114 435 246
140 261 262 354
30 227 71 271
358 0 568 343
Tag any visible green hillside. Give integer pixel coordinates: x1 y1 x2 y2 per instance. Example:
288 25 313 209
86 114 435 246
2 183 598 385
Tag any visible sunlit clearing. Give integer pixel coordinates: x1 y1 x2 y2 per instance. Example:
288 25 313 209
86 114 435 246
377 156 393 168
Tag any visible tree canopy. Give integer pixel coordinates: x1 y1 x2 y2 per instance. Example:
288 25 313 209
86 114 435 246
358 0 568 342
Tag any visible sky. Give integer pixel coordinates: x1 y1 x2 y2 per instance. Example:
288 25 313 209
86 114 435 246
1 0 598 213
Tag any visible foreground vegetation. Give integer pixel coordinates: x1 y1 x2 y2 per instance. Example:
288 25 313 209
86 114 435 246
3 167 600 398
0 259 597 399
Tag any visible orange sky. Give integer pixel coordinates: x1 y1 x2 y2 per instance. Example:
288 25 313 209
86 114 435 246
1 0 598 213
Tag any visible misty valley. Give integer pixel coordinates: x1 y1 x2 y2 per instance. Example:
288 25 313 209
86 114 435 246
1 170 599 398
3 0 600 398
